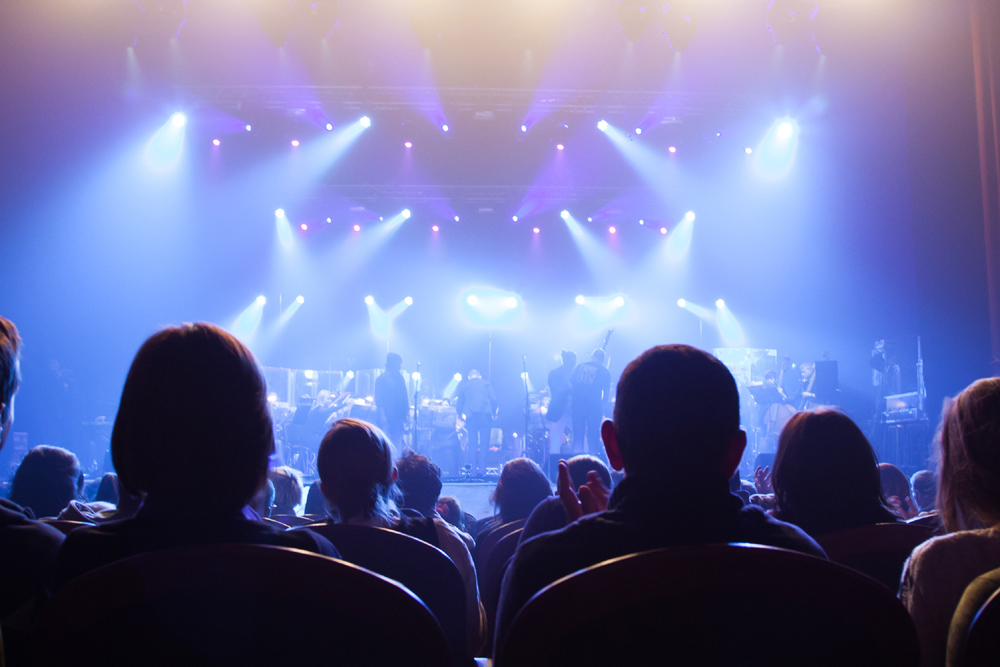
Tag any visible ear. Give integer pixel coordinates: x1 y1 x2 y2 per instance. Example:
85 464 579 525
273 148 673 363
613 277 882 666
319 481 335 504
601 420 624 472
391 466 398 484
721 429 748 479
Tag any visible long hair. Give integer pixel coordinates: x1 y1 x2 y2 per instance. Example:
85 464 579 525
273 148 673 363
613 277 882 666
772 409 896 537
10 445 83 518
938 377 1000 532
491 457 552 523
317 419 398 523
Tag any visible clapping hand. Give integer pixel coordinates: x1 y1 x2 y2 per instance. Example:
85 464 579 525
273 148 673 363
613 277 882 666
558 459 610 523
753 465 773 494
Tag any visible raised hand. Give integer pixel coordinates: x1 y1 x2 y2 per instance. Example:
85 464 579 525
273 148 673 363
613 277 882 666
558 460 610 523
753 465 773 494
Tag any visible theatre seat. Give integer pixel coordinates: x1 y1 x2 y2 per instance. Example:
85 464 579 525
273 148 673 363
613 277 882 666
479 528 522 656
475 519 525 570
304 522 469 666
948 566 1000 667
38 519 96 535
32 543 449 667
497 543 919 667
817 521 935 590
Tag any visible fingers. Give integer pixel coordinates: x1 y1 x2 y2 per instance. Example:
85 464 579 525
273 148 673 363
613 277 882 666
557 460 583 523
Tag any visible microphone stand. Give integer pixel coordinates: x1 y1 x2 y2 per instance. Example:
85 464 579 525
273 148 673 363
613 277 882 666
522 356 530 460
412 361 420 451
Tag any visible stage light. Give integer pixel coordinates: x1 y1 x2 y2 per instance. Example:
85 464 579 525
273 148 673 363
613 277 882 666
300 223 308 231
212 139 220 146
685 211 696 221
267 393 278 404
597 120 609 132
353 224 361 232
170 113 186 128
614 296 626 307
454 216 459 222
560 210 570 220
609 226 617 234
466 295 479 306
412 372 421 381
716 132 722 137
521 125 527 132
404 296 413 306
257 295 267 305
660 227 667 234
346 370 355 379
575 295 585 305
275 209 286 218
296 295 305 304
588 217 593 222
304 370 317 380
326 123 333 131
716 299 725 308
668 146 677 153
635 127 642 135
245 124 252 132
512 215 519 222
639 219 645 225
404 141 412 148
677 298 686 308
520 372 528 380
402 209 411 219
778 122 794 139
556 144 565 150
432 225 439 232
533 227 540 234
291 139 300 147
326 218 332 223
442 124 449 132
504 296 518 309
745 147 753 154
360 116 371 128
365 295 374 305
453 373 462 381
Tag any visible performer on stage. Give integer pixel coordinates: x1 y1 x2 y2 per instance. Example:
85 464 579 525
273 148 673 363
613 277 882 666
455 369 498 475
374 352 409 452
570 349 611 455
545 350 576 457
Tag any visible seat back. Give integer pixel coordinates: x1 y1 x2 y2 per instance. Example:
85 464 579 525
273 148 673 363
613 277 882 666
480 528 523 656
948 566 1000 667
269 514 312 526
38 519 96 535
32 544 449 667
817 521 935 590
498 543 919 667
304 522 468 665
475 519 525 569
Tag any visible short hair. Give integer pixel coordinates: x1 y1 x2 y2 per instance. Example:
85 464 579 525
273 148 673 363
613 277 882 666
436 496 464 531
910 470 938 512
396 450 442 514
561 350 577 365
10 445 83 518
565 455 612 490
0 317 21 423
938 377 1000 531
591 349 606 364
94 472 120 504
268 466 304 515
491 457 552 523
317 418 396 522
612 345 739 473
111 323 274 512
386 353 402 369
772 409 894 536
303 479 328 515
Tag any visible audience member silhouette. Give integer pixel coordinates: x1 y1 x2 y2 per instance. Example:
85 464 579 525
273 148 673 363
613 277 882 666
493 345 825 658
10 445 84 519
436 496 466 532
900 377 1000 667
771 409 899 538
909 469 938 515
53 323 338 588
312 418 486 655
396 450 443 518
268 466 304 516
476 457 552 544
303 479 327 516
0 317 65 646
879 462 919 520
520 454 611 541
